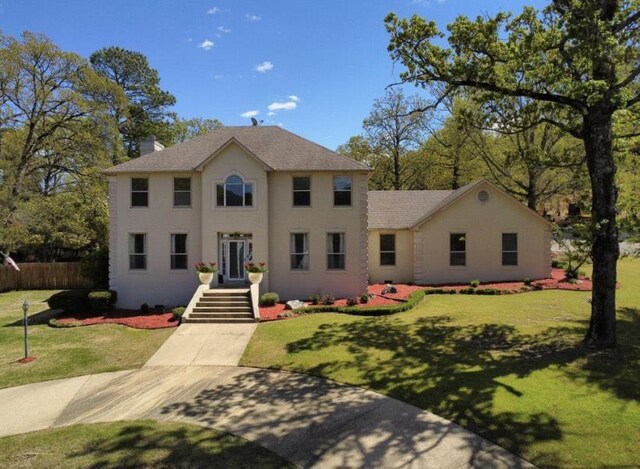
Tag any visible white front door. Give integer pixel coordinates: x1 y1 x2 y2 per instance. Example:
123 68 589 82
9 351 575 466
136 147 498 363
220 238 252 283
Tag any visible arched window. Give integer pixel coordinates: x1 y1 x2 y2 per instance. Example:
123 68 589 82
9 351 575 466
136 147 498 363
216 175 253 207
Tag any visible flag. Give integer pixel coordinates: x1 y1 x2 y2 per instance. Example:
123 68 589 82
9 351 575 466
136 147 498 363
1 252 20 271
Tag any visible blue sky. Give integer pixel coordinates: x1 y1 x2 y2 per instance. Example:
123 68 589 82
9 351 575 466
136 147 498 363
1 0 546 149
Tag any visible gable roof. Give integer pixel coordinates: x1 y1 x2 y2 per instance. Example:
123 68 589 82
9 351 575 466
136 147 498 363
368 180 553 230
104 126 370 174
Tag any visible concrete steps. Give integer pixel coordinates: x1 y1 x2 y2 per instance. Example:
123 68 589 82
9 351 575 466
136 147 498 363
183 288 256 324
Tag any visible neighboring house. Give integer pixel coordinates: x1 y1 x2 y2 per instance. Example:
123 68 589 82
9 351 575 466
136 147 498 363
368 180 552 285
105 127 552 310
104 126 370 308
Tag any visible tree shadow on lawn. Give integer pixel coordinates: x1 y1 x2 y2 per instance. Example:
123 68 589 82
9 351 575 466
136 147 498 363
284 315 597 467
66 421 290 468
4 308 59 327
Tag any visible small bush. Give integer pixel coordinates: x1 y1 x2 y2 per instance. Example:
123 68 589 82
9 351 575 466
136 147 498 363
321 294 335 305
88 290 117 313
309 294 321 305
346 297 359 307
470 279 480 288
523 277 532 286
296 291 426 317
475 288 501 295
47 290 91 313
551 259 564 269
172 307 186 320
140 303 150 314
360 293 369 304
259 292 279 307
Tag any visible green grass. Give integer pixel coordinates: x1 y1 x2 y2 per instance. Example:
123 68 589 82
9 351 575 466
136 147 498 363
241 258 640 468
0 420 293 468
0 290 174 389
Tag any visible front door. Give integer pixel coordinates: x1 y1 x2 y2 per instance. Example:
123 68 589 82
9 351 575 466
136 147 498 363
219 237 252 283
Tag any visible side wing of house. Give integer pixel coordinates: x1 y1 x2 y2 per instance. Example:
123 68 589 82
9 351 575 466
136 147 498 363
367 229 415 284
415 183 552 285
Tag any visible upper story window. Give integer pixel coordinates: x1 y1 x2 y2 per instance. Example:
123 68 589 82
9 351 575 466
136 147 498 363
450 233 466 266
129 233 147 270
327 232 346 270
333 176 352 206
173 177 191 207
380 233 396 266
502 233 518 266
131 178 148 207
293 176 311 207
216 175 253 207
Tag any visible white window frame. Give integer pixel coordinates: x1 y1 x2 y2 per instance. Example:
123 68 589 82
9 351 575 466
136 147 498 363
327 232 346 270
170 233 188 270
333 175 352 207
130 177 149 208
379 233 396 266
292 176 311 207
129 233 147 270
173 177 191 208
216 175 254 207
502 233 518 266
290 232 310 271
449 232 466 267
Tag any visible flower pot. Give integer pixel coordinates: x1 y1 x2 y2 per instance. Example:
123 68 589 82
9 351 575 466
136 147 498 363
248 272 263 284
198 272 214 285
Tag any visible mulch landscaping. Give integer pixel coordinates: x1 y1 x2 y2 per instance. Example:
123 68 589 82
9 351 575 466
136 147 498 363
259 268 593 321
52 310 180 330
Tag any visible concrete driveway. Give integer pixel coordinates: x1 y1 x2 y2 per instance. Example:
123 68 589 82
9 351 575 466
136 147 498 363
0 366 533 468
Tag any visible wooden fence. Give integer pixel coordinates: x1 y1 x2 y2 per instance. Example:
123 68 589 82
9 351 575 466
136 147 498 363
0 262 95 293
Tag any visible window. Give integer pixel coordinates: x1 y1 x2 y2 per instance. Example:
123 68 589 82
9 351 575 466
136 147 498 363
450 233 466 266
333 176 352 206
327 232 345 270
502 233 518 266
129 233 146 270
131 178 148 207
170 234 188 270
290 233 309 270
380 234 396 266
216 175 253 207
173 178 191 207
293 176 311 206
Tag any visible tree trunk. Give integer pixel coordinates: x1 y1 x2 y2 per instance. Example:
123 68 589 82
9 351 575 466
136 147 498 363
583 110 618 348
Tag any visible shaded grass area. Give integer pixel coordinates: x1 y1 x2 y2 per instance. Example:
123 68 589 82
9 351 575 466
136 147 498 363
0 290 173 389
241 258 640 468
0 420 293 468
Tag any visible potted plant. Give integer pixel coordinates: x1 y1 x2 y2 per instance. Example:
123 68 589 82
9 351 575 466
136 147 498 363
195 262 218 285
245 262 268 284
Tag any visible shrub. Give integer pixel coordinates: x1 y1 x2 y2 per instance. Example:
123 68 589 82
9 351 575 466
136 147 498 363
523 277 532 286
296 291 426 317
346 297 359 307
80 247 109 288
88 290 117 313
551 259 564 269
475 288 501 295
309 294 321 305
470 279 480 288
259 292 279 307
321 294 335 305
172 307 186 320
360 293 369 304
140 303 150 314
47 290 91 313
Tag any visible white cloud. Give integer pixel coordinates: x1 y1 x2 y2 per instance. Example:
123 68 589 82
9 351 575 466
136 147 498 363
241 110 259 118
288 95 300 102
268 101 297 111
267 111 276 116
217 26 231 33
255 61 274 73
246 14 261 21
198 39 214 50
207 7 221 14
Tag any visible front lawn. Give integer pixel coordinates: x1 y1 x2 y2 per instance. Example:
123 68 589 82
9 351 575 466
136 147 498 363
241 258 640 468
0 420 293 468
0 290 174 389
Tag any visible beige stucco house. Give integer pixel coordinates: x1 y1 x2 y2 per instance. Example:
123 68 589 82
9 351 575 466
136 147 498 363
368 180 553 285
105 126 552 315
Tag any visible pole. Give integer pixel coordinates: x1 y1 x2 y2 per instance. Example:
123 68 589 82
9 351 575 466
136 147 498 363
22 301 29 359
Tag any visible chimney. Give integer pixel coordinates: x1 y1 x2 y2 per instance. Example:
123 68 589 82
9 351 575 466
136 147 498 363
139 136 165 156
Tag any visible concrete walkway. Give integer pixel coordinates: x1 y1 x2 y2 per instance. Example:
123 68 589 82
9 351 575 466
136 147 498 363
0 366 533 468
144 323 257 367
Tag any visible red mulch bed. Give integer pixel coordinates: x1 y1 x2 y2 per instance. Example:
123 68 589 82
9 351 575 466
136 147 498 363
259 268 593 322
54 310 180 330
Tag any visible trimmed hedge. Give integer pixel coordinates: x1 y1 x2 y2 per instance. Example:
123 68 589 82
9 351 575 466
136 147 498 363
296 290 426 317
88 290 117 313
172 307 186 320
260 293 280 307
47 290 91 313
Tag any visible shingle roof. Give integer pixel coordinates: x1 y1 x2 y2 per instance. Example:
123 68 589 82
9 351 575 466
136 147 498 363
368 189 453 229
104 126 370 174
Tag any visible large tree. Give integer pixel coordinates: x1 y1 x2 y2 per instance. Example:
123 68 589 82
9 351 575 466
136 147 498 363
170 116 223 143
386 0 640 348
90 46 176 160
